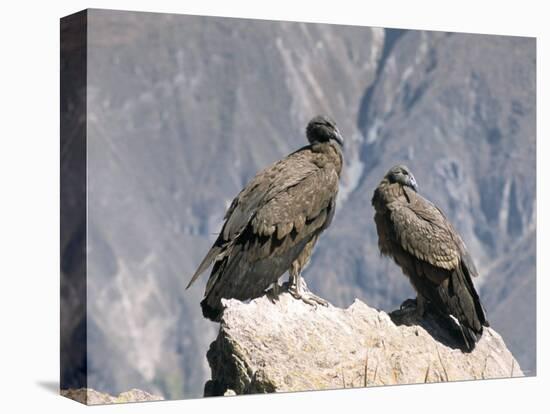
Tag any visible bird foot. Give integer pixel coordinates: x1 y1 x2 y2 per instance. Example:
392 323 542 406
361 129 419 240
390 297 427 326
286 278 328 307
399 297 426 317
400 298 418 312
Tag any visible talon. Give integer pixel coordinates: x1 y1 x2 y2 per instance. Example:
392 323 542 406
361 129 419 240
287 274 328 307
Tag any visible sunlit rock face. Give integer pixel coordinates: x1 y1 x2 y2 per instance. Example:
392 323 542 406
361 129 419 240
204 294 522 396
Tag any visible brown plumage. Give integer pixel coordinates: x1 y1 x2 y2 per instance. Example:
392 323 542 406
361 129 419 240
187 115 344 321
372 165 489 352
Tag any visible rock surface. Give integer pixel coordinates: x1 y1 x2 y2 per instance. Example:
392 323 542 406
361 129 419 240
205 293 522 395
61 388 163 405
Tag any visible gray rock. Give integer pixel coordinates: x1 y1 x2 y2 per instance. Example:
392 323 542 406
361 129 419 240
61 388 163 405
205 293 522 395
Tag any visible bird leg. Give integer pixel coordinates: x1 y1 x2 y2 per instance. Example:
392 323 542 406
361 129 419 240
415 294 426 318
287 269 328 307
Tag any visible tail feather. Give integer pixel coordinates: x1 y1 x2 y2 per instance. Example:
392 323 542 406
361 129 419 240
460 260 490 328
185 245 222 289
200 246 247 322
441 262 488 352
458 322 482 353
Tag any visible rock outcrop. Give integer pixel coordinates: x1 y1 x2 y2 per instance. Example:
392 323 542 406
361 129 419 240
61 388 163 405
205 292 522 396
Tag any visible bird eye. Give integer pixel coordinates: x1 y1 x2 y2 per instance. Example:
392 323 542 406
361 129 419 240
402 170 408 175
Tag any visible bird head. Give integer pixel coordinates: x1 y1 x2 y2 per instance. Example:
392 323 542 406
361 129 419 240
306 115 344 147
385 164 418 192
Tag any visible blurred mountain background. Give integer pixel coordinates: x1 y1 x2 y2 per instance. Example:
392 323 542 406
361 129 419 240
62 9 535 399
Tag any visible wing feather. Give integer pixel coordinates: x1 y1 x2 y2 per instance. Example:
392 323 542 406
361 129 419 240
388 191 461 270
250 167 339 253
220 148 318 242
186 147 334 289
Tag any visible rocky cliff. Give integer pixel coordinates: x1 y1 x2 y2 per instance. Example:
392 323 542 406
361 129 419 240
205 293 522 396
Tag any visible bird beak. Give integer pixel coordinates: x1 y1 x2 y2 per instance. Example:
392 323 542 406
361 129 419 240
333 129 344 147
408 174 418 192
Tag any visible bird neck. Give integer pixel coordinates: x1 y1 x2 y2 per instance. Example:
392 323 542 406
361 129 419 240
310 142 343 176
373 179 408 207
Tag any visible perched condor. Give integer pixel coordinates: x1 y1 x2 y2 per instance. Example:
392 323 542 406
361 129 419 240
187 115 344 321
372 164 489 352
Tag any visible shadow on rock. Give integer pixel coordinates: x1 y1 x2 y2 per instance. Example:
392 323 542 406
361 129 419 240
389 298 472 352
